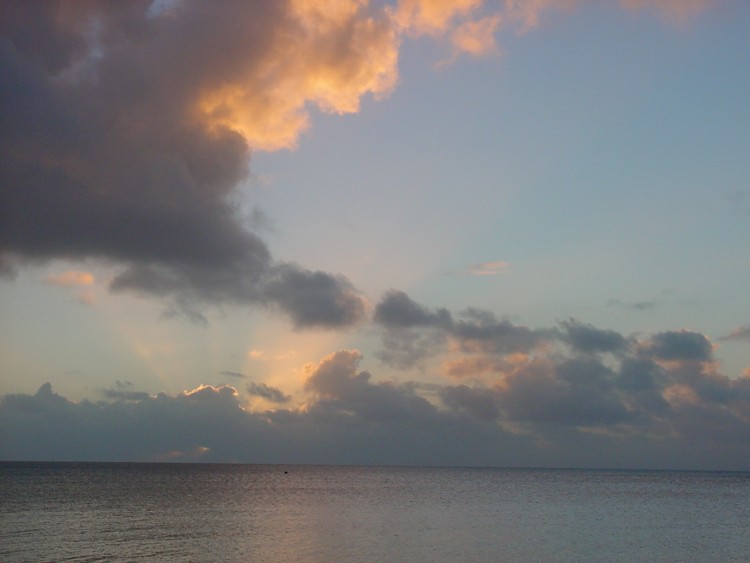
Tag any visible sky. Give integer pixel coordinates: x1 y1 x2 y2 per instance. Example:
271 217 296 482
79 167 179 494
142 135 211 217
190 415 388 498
1 0 750 470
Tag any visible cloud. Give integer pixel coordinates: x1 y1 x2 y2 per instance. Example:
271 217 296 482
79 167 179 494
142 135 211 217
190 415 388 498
303 350 440 424
46 270 95 287
439 384 500 420
719 326 750 342
1 1 716 326
45 269 97 305
1 1 739 470
498 357 633 426
449 15 502 57
502 0 713 32
450 308 550 354
607 299 658 311
263 264 367 329
393 0 483 36
1 1 385 328
99 388 152 402
561 319 631 355
454 261 510 276
502 0 577 31
3 344 750 469
373 292 734 419
374 290 550 368
221 371 247 379
374 289 450 328
639 330 714 362
247 381 291 404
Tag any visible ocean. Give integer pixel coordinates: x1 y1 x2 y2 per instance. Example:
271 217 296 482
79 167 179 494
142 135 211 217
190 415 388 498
1 462 749 562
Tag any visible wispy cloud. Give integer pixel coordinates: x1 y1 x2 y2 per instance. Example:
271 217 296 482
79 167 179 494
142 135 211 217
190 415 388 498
607 298 657 312
719 326 750 342
247 381 291 404
504 0 713 31
454 261 510 276
450 15 502 57
220 370 247 379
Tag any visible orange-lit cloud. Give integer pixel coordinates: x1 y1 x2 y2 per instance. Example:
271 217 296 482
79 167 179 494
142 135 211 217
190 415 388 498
46 270 95 287
450 15 502 57
197 0 529 150
46 270 97 305
198 0 398 151
393 0 482 35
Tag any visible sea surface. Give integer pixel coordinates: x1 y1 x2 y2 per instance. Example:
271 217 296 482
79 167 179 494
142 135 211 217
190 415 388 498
1 462 750 562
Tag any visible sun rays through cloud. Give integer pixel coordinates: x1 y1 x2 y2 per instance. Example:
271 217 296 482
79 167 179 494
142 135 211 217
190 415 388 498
1 0 749 469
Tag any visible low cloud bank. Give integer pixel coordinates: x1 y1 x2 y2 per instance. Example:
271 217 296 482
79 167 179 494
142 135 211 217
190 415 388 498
3 340 749 470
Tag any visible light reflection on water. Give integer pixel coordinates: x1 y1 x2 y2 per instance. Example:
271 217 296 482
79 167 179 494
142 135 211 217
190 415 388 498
2 463 750 561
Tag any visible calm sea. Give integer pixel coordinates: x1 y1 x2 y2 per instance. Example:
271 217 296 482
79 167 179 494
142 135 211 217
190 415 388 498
1 462 749 562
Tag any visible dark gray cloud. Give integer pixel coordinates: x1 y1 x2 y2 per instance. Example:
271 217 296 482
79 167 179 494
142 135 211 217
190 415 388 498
0 377 529 467
374 290 451 328
4 348 750 470
373 291 550 369
371 291 750 454
221 371 247 379
304 350 440 425
263 265 366 330
247 382 290 404
100 380 152 402
497 357 632 427
439 384 500 420
561 319 631 355
0 1 367 329
450 308 550 355
616 358 671 415
640 330 714 362
375 327 447 370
